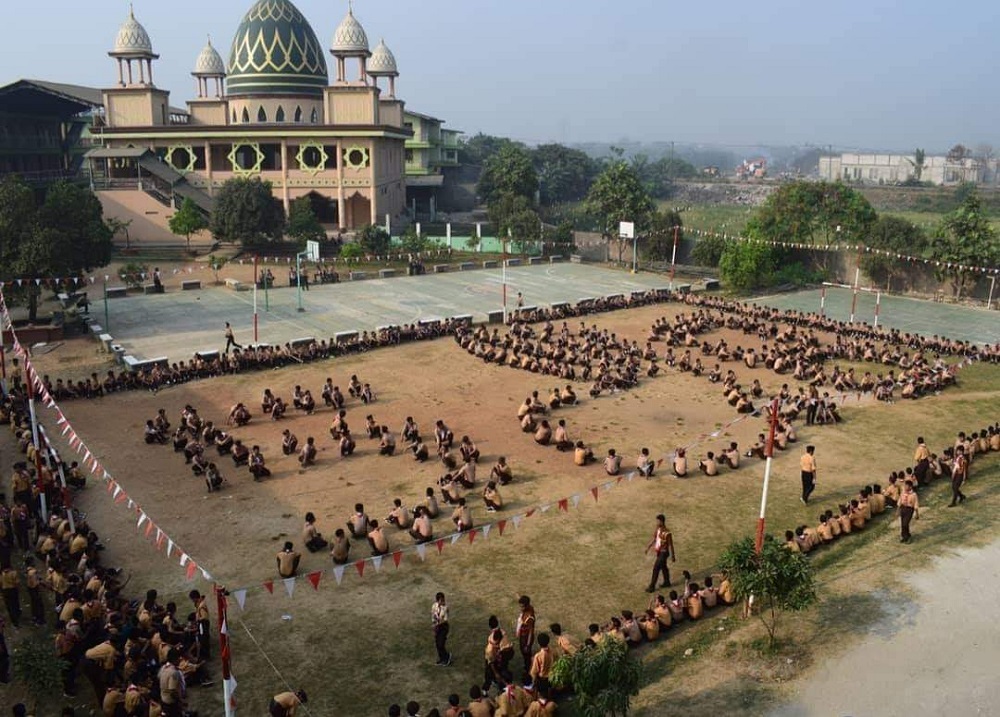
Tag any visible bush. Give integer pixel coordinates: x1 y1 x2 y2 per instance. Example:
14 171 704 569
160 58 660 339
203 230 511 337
118 261 150 289
400 226 428 254
356 225 391 256
690 234 727 267
12 636 65 703
718 242 780 292
340 243 363 260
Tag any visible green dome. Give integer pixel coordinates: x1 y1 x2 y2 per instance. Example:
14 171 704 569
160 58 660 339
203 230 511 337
227 0 328 98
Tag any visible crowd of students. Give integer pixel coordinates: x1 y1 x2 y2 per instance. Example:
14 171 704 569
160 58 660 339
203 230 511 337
2 388 209 717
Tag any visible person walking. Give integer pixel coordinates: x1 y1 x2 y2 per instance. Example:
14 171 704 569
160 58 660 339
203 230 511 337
799 445 817 504
224 322 242 354
432 592 451 666
948 445 968 507
898 481 919 543
644 514 676 592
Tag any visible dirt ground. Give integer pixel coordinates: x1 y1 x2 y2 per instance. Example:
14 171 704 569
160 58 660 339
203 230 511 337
17 301 999 716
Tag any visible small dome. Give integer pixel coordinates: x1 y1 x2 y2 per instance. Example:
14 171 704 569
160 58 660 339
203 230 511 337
331 6 370 55
367 39 397 76
113 6 154 56
227 0 329 98
194 38 226 76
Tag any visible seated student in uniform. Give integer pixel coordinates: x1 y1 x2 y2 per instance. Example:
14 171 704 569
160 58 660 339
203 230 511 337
547 388 562 410
410 438 430 462
869 484 886 514
340 429 357 457
249 445 271 479
440 448 459 471
604 448 622 476
190 451 209 476
667 590 686 624
719 442 740 469
553 420 573 451
746 433 767 459
815 514 834 544
402 417 419 443
298 437 317 467
699 451 719 476
276 542 301 578
270 397 287 421
386 498 413 530
302 513 328 552
639 609 661 641
205 463 225 492
214 429 235 456
673 448 688 477
379 427 396 456
824 509 842 539
367 519 389 557
231 439 250 466
794 526 813 553
883 474 901 508
483 481 503 512
423 487 441 519
452 457 477 489
574 440 595 466
717 572 736 605
637 447 656 477
346 504 369 538
685 583 705 620
699 577 719 609
550 623 579 659
440 474 464 505
365 415 382 439
619 610 644 647
534 420 553 446
145 420 168 445
409 506 434 544
491 456 513 485
459 436 481 463
560 385 577 405
329 410 349 439
330 529 351 565
784 530 801 552
451 497 474 531
520 412 538 433
849 499 866 530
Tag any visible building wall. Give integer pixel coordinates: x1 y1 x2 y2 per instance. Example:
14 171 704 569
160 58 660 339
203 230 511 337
324 87 379 125
227 97 323 126
819 153 985 186
104 89 170 127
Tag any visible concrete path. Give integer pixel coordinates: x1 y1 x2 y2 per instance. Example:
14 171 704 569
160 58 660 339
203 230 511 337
97 264 680 361
771 539 1000 717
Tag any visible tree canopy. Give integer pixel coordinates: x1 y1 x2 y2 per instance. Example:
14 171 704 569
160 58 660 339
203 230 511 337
167 197 208 250
585 160 654 262
0 176 113 319
356 224 392 256
860 215 927 291
478 144 539 206
532 143 599 205
488 193 540 253
718 241 781 292
642 209 683 262
286 196 326 246
210 177 285 246
550 635 642 717
718 535 817 648
931 191 1000 298
746 180 876 248
458 133 523 166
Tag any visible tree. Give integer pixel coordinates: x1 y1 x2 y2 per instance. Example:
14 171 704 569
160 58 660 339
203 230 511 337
690 232 728 268
207 255 228 285
550 636 642 717
285 196 326 247
906 148 926 181
532 143 599 205
946 144 971 163
210 177 285 246
718 535 817 649
632 155 697 198
641 209 683 262
458 133 522 166
585 160 654 263
718 241 781 292
931 190 1000 298
106 216 133 249
399 225 428 254
746 181 876 249
0 177 113 320
168 198 208 251
478 144 538 206
860 216 927 291
488 192 540 251
356 224 392 256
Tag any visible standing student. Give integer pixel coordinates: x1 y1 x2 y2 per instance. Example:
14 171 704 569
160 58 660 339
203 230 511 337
223 322 241 354
948 445 968 507
898 481 919 543
516 595 536 680
432 592 452 666
189 590 211 659
644 514 676 592
800 445 817 504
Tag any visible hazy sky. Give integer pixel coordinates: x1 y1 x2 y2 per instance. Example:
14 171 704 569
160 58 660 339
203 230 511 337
4 0 998 151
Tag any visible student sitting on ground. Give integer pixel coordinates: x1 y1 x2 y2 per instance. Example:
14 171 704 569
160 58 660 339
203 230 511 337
673 448 688 477
340 429 356 457
452 497 473 531
719 442 740 469
298 437 317 467
386 499 412 530
249 445 271 479
604 449 622 476
699 451 718 476
483 481 503 512
491 456 513 485
574 440 595 466
553 420 573 451
347 504 369 538
379 427 396 456
367 520 389 557
459 436 480 463
534 420 553 446
205 463 225 493
637 448 655 478
281 429 299 456
410 438 430 462
302 512 328 552
409 507 433 544
330 529 350 565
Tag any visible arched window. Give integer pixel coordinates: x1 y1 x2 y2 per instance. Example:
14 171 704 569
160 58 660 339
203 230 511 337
294 106 302 123
257 106 267 123
241 107 250 124
310 108 318 124
231 109 237 123
275 106 285 123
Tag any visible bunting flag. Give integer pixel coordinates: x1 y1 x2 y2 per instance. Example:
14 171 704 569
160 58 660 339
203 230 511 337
283 577 295 597
263 580 274 595
307 571 322 590
392 551 403 568
591 487 600 501
355 560 366 578
416 543 427 561
233 589 248 611
481 524 492 539
497 519 508 535
371 555 383 573
333 565 346 585
557 499 569 512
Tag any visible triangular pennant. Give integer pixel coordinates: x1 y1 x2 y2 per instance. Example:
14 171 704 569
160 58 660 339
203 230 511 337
392 550 403 568
571 494 581 508
186 561 197 581
557 499 569 512
115 489 128 504
233 589 247 610
482 524 491 539
450 532 461 545
283 577 295 597
525 509 536 519
156 529 166 550
107 479 117 494
333 565 345 585
355 559 366 578
416 543 427 561
307 571 322 590
136 512 148 530
497 519 507 535
512 514 523 529
435 538 446 554
200 568 212 581
468 528 477 544
263 580 274 594
179 553 190 567
626 472 636 482
591 486 600 501
540 503 552 513
371 555 383 572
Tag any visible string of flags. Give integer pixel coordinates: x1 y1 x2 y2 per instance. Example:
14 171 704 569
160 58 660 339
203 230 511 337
685 226 1000 276
0 286 214 584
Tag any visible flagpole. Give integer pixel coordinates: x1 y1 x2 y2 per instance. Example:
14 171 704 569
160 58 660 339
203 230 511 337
216 585 236 717
754 397 780 554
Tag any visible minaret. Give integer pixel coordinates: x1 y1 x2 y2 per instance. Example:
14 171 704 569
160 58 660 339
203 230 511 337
103 5 171 127
188 37 230 126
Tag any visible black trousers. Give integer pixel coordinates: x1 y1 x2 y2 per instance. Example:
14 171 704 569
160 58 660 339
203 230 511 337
434 622 450 663
950 479 966 506
648 551 671 589
1 588 21 627
899 505 915 541
28 586 44 626
801 471 816 502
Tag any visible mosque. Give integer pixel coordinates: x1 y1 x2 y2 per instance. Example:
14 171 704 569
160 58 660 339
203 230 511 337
0 0 461 231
